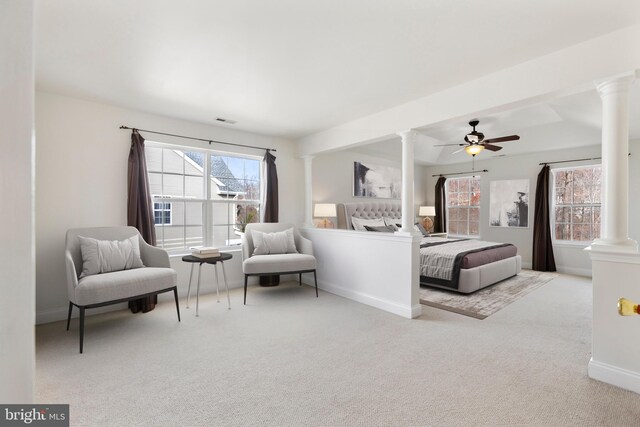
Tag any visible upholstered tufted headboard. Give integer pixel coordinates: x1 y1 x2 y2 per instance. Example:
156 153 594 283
337 202 402 230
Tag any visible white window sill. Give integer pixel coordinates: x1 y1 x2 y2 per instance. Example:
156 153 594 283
552 241 592 248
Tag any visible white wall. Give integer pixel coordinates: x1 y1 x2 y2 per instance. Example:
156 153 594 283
35 92 304 324
422 145 603 276
311 148 425 225
0 0 35 403
301 228 421 319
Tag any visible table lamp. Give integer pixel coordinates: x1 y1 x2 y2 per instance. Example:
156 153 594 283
419 206 436 232
314 203 337 228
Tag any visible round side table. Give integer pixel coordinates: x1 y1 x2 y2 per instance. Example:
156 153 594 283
181 253 233 316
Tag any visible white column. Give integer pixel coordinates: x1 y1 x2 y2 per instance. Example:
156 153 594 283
397 130 417 234
302 155 314 227
591 74 638 252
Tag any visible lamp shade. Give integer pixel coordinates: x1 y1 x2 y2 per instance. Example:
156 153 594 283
314 203 337 217
464 144 484 155
419 206 436 217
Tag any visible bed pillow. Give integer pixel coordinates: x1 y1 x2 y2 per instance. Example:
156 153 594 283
383 217 402 229
78 235 144 278
415 222 430 237
351 216 385 231
252 228 298 255
364 225 397 233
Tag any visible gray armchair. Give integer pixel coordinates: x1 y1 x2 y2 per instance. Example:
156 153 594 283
65 226 179 353
242 223 317 304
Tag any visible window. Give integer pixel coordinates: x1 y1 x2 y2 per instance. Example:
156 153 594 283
146 144 261 252
153 202 172 225
446 176 480 237
552 165 601 243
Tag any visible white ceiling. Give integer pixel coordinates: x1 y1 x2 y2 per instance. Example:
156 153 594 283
35 0 640 139
351 84 640 165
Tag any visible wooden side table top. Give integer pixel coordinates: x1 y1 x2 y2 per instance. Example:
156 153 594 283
181 253 233 264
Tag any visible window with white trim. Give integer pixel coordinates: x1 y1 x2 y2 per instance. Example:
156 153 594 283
153 202 172 225
552 165 601 243
446 176 480 237
146 144 261 252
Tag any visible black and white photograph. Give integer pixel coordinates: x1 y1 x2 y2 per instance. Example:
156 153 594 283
353 161 401 199
489 179 529 228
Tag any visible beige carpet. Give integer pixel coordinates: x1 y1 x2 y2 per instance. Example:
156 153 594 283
420 269 559 319
36 276 640 426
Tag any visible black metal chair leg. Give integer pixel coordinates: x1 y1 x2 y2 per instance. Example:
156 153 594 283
314 270 318 297
79 307 85 354
244 275 248 305
66 302 73 331
173 287 181 322
299 273 302 286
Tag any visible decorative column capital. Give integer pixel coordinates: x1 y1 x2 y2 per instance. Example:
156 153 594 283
300 154 315 162
397 129 418 141
596 72 635 98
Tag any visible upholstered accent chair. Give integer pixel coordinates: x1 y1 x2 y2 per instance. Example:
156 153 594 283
241 223 317 304
65 226 180 353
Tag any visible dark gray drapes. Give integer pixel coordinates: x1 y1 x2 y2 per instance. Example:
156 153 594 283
127 130 157 312
262 150 279 223
434 176 447 233
532 165 556 271
260 150 280 286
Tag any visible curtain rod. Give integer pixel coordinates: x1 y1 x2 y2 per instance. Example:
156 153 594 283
119 126 276 152
539 153 629 166
432 169 488 177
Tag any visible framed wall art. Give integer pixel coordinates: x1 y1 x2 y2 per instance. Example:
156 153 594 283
489 179 529 228
353 161 401 199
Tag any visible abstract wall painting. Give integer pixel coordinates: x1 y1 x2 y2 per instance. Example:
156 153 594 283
353 161 401 199
489 179 529 228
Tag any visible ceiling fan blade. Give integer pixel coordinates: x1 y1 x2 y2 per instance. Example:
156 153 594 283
483 143 502 152
451 146 466 154
482 135 520 144
434 143 465 147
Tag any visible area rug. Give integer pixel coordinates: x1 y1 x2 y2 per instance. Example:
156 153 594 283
419 270 559 319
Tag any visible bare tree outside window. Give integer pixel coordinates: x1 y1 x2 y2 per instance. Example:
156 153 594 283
553 166 601 242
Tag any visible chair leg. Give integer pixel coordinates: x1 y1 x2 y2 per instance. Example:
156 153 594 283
299 273 302 286
173 287 181 322
79 307 85 354
66 302 73 331
314 270 318 297
244 275 248 305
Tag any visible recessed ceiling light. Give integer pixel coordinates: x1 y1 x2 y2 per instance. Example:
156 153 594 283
215 117 237 125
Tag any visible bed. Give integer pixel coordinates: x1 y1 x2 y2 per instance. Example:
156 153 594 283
337 202 521 294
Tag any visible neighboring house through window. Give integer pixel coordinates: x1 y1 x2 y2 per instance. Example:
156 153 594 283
146 144 261 252
446 176 480 237
552 165 601 243
153 201 171 225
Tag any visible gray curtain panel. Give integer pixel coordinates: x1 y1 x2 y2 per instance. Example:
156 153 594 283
434 176 447 233
127 129 158 312
532 165 557 271
260 150 280 286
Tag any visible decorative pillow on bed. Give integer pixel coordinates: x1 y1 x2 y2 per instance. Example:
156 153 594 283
252 228 298 255
364 225 397 233
78 235 144 278
415 222 430 237
383 217 401 229
351 216 385 231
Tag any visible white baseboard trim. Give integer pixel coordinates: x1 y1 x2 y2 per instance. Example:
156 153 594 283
556 266 592 277
307 277 417 319
588 358 640 394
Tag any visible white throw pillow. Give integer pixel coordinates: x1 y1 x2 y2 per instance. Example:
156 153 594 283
78 235 145 278
351 216 385 231
252 228 298 255
383 217 402 228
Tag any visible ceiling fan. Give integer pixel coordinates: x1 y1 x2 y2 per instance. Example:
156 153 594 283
435 120 520 156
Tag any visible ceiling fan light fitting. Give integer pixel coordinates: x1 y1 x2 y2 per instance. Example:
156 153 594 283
465 144 484 156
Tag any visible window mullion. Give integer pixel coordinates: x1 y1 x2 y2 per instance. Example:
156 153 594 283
204 152 212 247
